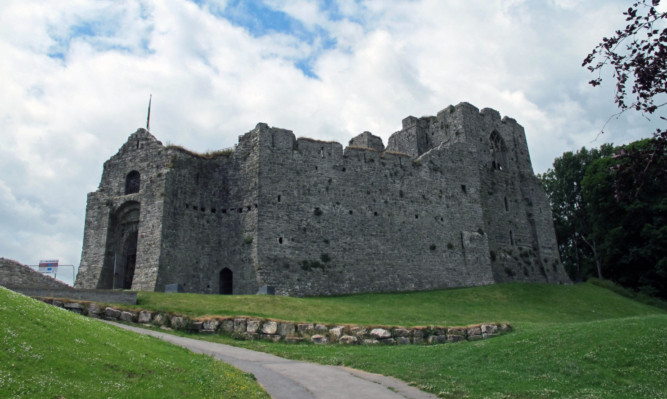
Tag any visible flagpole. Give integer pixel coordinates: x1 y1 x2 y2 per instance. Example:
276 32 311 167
146 94 152 131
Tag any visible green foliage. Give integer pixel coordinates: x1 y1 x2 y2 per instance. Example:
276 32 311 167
541 137 666 299
0 287 268 399
578 1 667 300
167 144 234 159
587 278 667 311
227 315 667 399
582 138 667 299
429 243 436 251
538 144 614 281
320 253 331 263
243 236 253 245
136 282 662 326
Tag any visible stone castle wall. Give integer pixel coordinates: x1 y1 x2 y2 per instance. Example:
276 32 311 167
75 102 569 295
253 123 494 296
155 133 261 294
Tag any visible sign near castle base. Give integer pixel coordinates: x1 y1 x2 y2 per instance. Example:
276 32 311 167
39 259 59 273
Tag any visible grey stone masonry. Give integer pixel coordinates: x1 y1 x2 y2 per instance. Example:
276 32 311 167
43 298 513 346
75 103 570 296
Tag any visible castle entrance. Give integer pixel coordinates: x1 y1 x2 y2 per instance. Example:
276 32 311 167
122 230 138 289
220 268 233 295
97 201 140 289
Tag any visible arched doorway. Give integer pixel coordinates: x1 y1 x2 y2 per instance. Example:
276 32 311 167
220 268 233 295
97 201 140 289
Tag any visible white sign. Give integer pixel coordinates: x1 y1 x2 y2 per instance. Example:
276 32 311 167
39 259 59 273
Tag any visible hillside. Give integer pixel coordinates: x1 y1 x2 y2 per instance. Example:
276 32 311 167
0 287 268 399
136 281 661 326
136 282 667 399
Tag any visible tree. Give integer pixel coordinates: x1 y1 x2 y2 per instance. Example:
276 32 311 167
538 145 614 281
582 139 667 299
578 0 667 299
542 139 666 299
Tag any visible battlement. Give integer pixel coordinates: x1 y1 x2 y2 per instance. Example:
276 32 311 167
142 102 526 173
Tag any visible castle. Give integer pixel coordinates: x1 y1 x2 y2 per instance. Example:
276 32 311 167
75 102 570 296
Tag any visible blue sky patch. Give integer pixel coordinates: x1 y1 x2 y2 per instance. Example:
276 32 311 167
46 8 153 61
193 0 340 78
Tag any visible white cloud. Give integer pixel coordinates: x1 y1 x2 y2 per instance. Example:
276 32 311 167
0 0 657 284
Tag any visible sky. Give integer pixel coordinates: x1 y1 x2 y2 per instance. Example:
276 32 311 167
0 0 663 286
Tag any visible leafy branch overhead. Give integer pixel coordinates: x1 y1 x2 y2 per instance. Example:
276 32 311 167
583 0 667 202
583 0 667 115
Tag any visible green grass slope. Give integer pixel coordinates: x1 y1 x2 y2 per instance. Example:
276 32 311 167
245 314 666 399
137 282 661 325
139 282 667 399
0 287 269 399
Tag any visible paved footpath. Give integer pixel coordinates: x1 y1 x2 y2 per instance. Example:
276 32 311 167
106 321 437 399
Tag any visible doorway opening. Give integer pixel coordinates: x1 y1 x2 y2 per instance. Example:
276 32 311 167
220 268 233 295
122 231 138 289
97 201 140 289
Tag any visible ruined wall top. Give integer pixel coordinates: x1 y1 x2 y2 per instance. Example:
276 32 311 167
111 103 527 172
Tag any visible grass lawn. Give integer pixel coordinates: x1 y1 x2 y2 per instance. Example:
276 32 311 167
0 286 269 399
137 282 667 399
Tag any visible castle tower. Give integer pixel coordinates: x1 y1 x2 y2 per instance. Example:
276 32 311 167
76 129 168 291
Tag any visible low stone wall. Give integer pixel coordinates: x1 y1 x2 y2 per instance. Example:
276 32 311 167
39 298 512 345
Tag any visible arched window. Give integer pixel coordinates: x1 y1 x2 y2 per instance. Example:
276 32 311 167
220 268 233 295
125 171 140 195
489 131 508 171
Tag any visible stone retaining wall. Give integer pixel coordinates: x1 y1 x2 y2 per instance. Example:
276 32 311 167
39 298 512 345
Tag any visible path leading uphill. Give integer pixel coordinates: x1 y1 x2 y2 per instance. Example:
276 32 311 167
106 321 437 399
